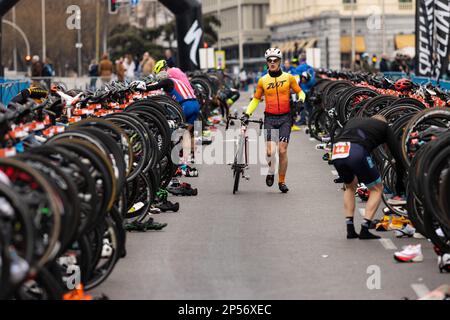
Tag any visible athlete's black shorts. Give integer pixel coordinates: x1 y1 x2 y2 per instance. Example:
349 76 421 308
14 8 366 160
264 113 292 143
332 143 381 188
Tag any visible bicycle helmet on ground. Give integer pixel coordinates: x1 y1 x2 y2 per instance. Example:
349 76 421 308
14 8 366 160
394 78 413 91
265 48 282 60
153 60 168 74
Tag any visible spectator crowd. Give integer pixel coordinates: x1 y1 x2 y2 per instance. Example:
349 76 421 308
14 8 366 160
88 49 176 89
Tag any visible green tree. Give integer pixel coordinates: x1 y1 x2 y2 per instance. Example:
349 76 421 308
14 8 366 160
202 14 221 47
108 24 164 60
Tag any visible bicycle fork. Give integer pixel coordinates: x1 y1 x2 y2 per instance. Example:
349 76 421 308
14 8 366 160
233 130 250 180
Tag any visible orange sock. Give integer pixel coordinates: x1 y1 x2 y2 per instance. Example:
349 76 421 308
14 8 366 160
279 174 286 184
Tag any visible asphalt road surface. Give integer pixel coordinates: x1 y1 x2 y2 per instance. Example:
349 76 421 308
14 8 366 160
95 91 448 300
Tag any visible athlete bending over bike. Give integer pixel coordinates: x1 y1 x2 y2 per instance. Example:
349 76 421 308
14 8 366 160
146 71 200 164
242 48 306 193
332 115 406 240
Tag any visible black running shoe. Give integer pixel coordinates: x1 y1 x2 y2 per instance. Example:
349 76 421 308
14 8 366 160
266 174 274 187
278 183 289 193
347 225 359 239
359 227 380 240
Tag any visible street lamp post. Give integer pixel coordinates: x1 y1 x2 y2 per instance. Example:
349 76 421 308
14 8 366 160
2 19 31 75
42 0 46 61
76 11 82 77
238 0 243 69
351 0 355 70
96 0 100 62
381 0 386 54
12 6 17 72
217 0 221 50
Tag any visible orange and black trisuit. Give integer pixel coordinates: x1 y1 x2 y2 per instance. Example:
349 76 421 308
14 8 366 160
245 69 305 143
248 70 303 115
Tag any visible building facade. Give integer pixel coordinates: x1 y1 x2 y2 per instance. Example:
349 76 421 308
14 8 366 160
202 0 271 71
267 0 415 69
117 0 176 48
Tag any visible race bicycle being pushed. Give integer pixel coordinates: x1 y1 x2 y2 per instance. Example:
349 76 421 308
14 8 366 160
226 115 263 194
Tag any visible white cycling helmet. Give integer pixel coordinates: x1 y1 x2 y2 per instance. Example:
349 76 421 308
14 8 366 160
265 48 282 60
301 71 311 81
130 80 147 91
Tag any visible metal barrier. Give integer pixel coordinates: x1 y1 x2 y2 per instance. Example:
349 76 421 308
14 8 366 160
6 76 136 91
383 72 450 90
26 77 100 90
0 79 30 106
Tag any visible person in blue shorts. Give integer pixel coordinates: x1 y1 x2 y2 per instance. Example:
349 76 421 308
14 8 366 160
332 115 406 240
146 71 200 126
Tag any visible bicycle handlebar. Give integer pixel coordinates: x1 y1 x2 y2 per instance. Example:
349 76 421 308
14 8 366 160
226 115 263 130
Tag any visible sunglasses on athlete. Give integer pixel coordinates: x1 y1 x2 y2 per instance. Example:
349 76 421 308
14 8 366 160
267 58 280 64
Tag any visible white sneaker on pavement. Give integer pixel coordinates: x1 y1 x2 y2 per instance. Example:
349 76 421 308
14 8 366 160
394 244 424 263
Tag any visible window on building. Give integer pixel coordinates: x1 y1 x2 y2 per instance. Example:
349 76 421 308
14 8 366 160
398 0 413 9
342 0 357 3
253 5 263 29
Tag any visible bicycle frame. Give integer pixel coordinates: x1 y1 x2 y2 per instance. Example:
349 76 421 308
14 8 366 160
226 115 263 194
234 124 249 169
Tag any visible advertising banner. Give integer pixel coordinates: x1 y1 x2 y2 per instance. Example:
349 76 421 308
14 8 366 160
160 0 203 71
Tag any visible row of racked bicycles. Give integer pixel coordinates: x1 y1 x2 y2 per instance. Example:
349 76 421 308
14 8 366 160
0 74 204 299
308 71 450 272
188 70 240 125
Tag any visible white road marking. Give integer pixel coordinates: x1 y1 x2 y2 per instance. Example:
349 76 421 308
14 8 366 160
358 208 365 217
411 284 430 299
224 139 257 142
379 238 398 250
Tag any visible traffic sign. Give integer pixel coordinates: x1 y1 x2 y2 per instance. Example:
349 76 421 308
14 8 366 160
215 50 226 70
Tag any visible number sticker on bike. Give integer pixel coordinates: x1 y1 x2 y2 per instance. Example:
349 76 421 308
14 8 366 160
332 142 351 160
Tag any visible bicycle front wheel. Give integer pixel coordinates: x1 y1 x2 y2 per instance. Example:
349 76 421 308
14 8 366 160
233 167 241 194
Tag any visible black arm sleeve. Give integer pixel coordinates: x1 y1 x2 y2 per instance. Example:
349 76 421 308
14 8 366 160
386 126 406 194
146 79 174 92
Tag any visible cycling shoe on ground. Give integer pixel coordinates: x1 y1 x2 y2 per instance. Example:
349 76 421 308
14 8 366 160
167 182 198 196
124 219 168 232
181 164 199 177
394 224 415 238
438 254 450 273
155 200 180 213
175 165 198 177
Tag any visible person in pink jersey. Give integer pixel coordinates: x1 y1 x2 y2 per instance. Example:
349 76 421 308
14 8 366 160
153 60 194 93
